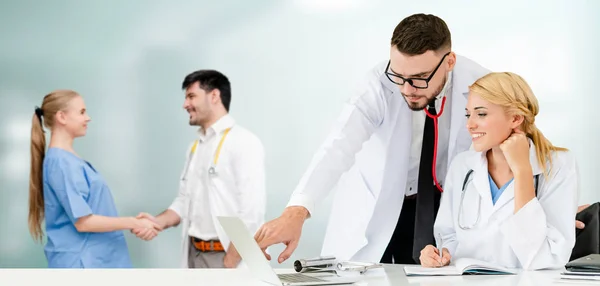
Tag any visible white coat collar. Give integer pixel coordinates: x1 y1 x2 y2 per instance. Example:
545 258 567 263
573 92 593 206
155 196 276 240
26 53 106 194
467 138 541 213
468 138 541 176
197 114 235 142
378 54 489 171
447 55 485 162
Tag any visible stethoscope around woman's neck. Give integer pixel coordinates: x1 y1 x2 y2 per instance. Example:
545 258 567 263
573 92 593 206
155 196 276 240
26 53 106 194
424 95 447 193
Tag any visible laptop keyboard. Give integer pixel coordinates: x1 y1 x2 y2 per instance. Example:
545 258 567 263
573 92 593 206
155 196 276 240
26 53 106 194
278 273 327 283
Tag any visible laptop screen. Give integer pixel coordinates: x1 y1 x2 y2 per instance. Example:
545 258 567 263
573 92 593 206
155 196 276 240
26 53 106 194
217 216 282 285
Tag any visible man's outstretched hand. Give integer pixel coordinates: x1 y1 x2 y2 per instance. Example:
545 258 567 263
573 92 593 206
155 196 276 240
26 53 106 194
254 206 309 263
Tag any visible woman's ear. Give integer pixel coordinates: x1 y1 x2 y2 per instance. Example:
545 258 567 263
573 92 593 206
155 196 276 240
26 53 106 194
511 114 524 129
55 110 67 125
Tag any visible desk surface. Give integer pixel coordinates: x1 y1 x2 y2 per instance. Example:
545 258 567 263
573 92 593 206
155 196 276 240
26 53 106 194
0 265 595 286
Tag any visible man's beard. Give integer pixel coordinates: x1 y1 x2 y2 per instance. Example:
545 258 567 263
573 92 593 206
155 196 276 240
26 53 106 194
189 119 199 126
402 76 446 111
188 113 203 126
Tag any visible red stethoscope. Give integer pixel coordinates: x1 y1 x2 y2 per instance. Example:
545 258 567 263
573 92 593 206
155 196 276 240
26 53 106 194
424 96 447 193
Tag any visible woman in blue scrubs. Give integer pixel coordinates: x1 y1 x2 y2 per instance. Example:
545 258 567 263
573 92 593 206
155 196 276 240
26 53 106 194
28 90 161 268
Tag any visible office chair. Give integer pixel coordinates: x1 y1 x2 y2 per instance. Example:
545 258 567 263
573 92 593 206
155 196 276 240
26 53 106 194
570 202 600 261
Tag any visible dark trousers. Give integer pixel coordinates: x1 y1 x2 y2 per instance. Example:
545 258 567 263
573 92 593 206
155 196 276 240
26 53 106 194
380 196 417 264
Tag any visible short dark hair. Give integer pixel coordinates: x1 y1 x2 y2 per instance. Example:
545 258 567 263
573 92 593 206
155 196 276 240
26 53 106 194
182 70 231 112
391 13 451 56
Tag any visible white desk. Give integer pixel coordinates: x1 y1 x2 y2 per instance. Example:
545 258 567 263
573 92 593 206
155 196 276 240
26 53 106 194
0 265 594 286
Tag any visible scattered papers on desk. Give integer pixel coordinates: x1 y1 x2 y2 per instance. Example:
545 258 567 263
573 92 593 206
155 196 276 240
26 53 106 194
404 258 518 276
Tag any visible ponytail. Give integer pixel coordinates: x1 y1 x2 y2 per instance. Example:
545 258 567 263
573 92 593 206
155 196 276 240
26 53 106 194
29 108 46 242
528 125 567 177
469 72 570 177
28 90 84 241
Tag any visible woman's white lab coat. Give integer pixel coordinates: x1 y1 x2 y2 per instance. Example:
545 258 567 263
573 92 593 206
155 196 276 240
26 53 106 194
169 120 266 268
434 140 579 270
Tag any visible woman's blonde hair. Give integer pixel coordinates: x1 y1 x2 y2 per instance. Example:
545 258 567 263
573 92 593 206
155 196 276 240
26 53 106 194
29 89 80 242
469 72 567 175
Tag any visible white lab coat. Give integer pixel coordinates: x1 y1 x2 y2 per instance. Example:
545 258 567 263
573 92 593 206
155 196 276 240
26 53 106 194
435 140 579 270
287 55 490 263
169 118 266 268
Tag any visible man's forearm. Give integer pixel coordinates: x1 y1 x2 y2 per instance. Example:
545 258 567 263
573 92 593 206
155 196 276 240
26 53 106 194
156 209 181 229
224 243 242 268
284 206 310 220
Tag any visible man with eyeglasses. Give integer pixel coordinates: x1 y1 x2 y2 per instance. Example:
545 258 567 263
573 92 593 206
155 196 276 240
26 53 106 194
254 13 588 265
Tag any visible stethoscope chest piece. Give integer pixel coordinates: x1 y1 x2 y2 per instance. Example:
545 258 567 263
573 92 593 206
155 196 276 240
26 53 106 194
208 166 217 176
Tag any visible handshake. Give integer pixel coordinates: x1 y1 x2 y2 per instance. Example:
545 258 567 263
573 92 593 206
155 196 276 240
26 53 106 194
130 212 163 241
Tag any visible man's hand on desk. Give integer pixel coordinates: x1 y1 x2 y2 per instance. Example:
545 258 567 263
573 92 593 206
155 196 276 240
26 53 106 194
254 206 309 263
132 212 164 241
576 204 590 229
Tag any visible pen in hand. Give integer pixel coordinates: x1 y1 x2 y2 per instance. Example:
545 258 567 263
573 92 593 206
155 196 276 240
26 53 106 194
437 233 443 267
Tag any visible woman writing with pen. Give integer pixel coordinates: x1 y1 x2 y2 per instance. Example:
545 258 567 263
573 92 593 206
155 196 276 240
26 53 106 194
419 72 579 270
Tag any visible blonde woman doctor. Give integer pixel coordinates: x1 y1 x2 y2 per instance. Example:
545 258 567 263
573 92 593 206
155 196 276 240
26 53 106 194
420 72 579 270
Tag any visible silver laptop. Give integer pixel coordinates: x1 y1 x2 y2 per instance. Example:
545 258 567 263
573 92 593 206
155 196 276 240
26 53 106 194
217 216 357 286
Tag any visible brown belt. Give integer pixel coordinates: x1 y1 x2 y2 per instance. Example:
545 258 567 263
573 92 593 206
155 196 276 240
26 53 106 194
191 237 224 252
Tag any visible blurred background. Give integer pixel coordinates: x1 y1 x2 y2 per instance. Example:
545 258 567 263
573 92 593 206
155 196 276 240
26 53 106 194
0 0 598 268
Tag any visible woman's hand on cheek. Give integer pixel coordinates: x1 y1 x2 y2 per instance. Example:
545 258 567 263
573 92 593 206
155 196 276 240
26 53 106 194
499 129 531 174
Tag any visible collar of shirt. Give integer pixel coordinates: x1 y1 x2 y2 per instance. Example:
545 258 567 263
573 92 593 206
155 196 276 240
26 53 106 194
196 114 235 142
432 71 454 112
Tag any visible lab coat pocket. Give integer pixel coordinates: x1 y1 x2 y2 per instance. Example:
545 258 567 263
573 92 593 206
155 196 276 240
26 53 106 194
207 165 237 213
333 167 376 229
323 168 375 260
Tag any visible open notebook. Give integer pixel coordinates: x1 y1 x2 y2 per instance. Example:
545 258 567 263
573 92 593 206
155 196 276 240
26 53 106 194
404 258 518 276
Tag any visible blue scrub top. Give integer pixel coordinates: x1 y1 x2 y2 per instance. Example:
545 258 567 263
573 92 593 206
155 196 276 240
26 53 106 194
42 148 132 268
488 174 514 205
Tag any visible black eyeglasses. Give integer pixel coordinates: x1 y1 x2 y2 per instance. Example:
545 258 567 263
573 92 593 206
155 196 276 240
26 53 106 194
385 52 451 89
